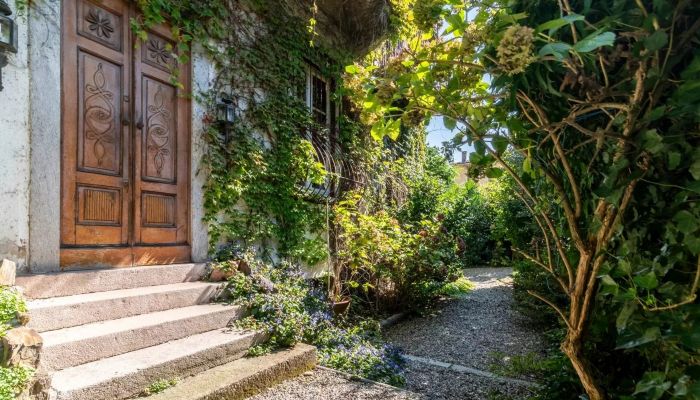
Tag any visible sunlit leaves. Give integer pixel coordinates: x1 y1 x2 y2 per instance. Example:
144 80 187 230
572 31 616 53
536 14 585 35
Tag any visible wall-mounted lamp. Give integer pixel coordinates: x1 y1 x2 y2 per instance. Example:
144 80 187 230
216 94 236 125
0 0 18 92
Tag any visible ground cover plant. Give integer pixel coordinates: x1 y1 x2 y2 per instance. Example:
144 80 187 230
350 0 700 398
0 286 33 400
217 254 407 385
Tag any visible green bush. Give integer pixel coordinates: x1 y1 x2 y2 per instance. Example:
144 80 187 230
334 192 462 313
442 182 496 267
0 287 27 337
219 257 406 385
0 365 33 400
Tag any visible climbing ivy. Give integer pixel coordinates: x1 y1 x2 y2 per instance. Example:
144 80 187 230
131 0 358 263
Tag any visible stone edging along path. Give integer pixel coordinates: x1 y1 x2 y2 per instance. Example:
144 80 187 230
402 354 541 388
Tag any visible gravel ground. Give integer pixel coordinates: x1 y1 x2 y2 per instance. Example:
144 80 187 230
386 267 545 377
248 367 422 400
250 267 544 400
403 361 537 399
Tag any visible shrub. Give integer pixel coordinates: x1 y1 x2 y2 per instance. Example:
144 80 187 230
334 192 462 313
0 287 27 337
0 365 33 400
442 182 496 267
219 258 406 385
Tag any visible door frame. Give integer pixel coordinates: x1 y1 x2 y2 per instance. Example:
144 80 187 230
57 0 192 270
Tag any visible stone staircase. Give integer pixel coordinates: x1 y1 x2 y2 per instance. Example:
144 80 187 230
16 264 316 400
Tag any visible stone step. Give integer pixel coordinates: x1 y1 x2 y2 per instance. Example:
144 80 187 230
16 263 207 299
147 344 317 400
42 304 243 370
27 282 223 332
50 328 263 400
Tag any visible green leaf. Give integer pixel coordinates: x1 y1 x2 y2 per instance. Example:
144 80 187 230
616 301 637 331
485 168 504 179
634 271 659 290
386 119 401 141
633 371 672 399
644 30 669 52
668 151 681 170
674 210 698 234
536 14 585 34
573 31 616 53
344 65 359 74
443 116 457 131
690 159 700 180
617 326 661 349
641 129 664 154
474 140 486 156
684 235 700 255
492 136 509 154
599 275 619 296
538 42 572 61
370 123 383 141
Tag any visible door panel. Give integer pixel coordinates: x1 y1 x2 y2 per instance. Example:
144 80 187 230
133 27 190 249
61 0 190 269
62 0 131 251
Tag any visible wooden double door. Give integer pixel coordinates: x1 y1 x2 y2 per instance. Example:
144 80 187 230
61 0 191 269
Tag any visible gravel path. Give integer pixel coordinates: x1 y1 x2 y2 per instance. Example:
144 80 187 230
249 367 421 400
385 267 546 398
251 267 544 399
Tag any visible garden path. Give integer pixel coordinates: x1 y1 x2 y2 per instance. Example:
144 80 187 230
250 267 545 399
385 267 546 399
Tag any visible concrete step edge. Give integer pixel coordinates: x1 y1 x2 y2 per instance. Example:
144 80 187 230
148 344 317 400
42 304 244 370
28 282 224 332
17 263 208 299
50 328 264 400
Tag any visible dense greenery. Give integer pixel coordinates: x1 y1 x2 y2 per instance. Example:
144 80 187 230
0 365 33 400
218 254 407 385
0 287 26 337
353 0 700 398
0 286 32 400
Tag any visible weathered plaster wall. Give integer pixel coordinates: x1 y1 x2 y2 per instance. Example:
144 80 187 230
0 4 30 270
28 0 61 273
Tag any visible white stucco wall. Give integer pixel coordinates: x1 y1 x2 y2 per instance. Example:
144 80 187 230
0 4 30 270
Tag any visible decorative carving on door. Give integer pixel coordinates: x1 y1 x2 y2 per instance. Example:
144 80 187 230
78 53 121 174
143 33 174 72
85 8 114 38
85 63 115 167
143 79 176 182
77 0 122 50
147 85 171 177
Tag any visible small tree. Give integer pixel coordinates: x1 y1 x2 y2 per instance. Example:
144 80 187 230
351 0 700 398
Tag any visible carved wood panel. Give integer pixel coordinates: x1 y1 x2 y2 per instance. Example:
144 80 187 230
142 78 176 182
77 0 122 51
142 33 175 72
78 52 122 175
77 186 121 225
142 193 176 227
62 0 191 268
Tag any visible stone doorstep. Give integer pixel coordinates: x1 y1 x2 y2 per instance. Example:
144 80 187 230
27 282 224 332
50 329 264 400
147 344 317 400
41 303 244 371
16 263 208 299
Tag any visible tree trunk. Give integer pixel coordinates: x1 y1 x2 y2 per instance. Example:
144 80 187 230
562 331 606 400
